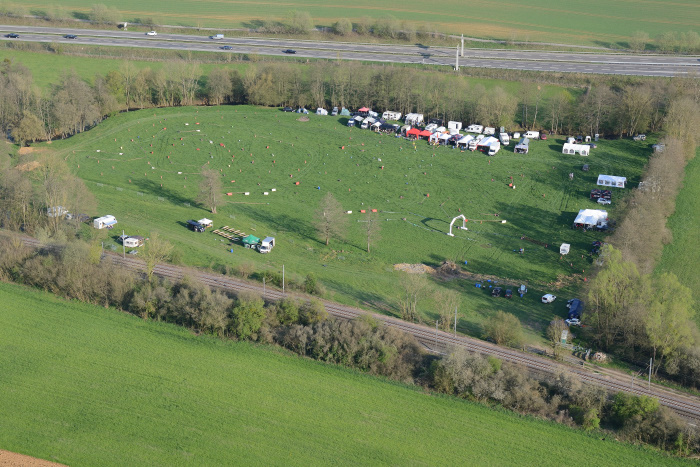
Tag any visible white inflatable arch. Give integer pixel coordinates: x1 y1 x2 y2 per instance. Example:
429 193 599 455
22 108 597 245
448 215 467 236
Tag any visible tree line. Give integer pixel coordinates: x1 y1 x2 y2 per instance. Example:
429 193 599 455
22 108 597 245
0 232 697 455
3 56 698 147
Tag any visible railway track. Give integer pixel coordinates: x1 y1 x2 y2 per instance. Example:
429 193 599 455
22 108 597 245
18 236 700 423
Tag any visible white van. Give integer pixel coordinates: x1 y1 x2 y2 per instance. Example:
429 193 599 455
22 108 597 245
524 131 540 140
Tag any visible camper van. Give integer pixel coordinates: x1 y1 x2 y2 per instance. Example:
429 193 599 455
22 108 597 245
466 124 484 133
382 111 402 121
258 237 275 254
524 131 540 140
499 132 510 146
447 121 463 132
93 215 117 229
483 127 496 136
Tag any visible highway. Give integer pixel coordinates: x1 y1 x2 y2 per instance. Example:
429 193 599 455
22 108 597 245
2 25 700 77
18 235 700 423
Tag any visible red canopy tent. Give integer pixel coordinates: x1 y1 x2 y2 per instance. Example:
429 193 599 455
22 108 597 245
406 128 421 137
358 107 370 112
418 130 433 138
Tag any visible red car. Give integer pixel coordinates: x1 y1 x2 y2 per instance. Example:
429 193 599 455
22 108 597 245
540 134 547 140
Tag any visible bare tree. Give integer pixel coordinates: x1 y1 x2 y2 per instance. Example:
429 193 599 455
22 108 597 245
142 232 173 280
206 68 232 105
315 192 346 246
398 272 428 323
198 167 222 214
434 288 460 331
364 209 381 253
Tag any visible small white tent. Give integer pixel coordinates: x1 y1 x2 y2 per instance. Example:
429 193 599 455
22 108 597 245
560 243 570 255
456 135 474 149
597 175 627 188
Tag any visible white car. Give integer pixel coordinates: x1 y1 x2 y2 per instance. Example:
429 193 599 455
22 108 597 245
146 31 157 36
541 294 556 303
565 318 581 326
597 198 611 205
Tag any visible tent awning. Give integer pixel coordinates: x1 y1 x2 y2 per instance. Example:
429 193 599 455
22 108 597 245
242 235 260 245
358 107 369 112
418 130 433 137
406 128 421 136
573 209 608 226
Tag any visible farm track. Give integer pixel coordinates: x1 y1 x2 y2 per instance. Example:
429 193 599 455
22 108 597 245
18 235 700 424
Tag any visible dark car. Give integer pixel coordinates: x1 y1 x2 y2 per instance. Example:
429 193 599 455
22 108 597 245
504 289 513 299
491 287 502 297
64 34 77 39
186 219 205 232
282 106 293 112
5 33 19 38
567 298 584 320
220 45 232 50
282 49 296 54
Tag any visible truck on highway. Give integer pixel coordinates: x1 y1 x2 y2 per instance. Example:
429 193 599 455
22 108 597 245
211 34 224 40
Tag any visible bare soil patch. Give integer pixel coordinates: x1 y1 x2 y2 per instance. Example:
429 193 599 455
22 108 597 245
297 116 309 122
16 161 41 172
0 450 65 466
17 147 34 155
394 263 435 274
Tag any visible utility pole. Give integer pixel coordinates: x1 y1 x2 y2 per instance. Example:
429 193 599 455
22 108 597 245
461 34 464 56
648 358 652 390
122 229 126 258
455 47 459 71
454 305 457 336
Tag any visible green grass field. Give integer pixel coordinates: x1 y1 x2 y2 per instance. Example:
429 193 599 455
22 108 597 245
0 281 688 466
657 147 700 326
34 105 651 345
16 0 700 46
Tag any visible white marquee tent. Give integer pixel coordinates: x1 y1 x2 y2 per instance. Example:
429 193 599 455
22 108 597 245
597 175 627 188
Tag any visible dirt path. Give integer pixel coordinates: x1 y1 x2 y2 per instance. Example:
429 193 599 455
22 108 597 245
0 450 65 466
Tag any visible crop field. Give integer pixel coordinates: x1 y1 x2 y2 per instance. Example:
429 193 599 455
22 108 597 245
657 147 700 326
35 105 651 344
17 0 700 46
0 281 688 466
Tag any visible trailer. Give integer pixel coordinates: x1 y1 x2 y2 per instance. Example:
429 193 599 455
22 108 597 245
93 215 117 229
466 124 483 133
382 111 402 121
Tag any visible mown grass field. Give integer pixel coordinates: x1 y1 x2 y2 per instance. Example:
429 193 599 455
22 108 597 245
0 281 688 466
657 147 700 326
16 0 700 46
34 105 651 344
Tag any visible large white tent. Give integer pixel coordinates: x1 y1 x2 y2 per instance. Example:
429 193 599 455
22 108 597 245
597 175 627 188
573 209 608 228
562 143 590 156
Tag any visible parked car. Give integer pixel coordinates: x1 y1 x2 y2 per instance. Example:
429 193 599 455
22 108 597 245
491 287 502 297
186 219 205 232
597 197 611 205
282 106 293 112
541 293 556 303
146 31 157 36
64 34 77 39
565 318 580 326
586 143 597 149
220 45 232 50
633 134 646 141
5 33 19 38
282 49 296 54
504 289 513 299
540 134 547 140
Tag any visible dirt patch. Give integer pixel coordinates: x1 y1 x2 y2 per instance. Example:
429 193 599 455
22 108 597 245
0 450 66 466
394 263 435 274
16 161 41 172
297 116 309 122
17 147 34 155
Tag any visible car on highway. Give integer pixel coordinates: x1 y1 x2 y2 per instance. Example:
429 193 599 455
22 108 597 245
541 293 556 303
146 31 157 36
64 34 77 39
5 33 19 38
282 49 296 54
220 45 232 50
